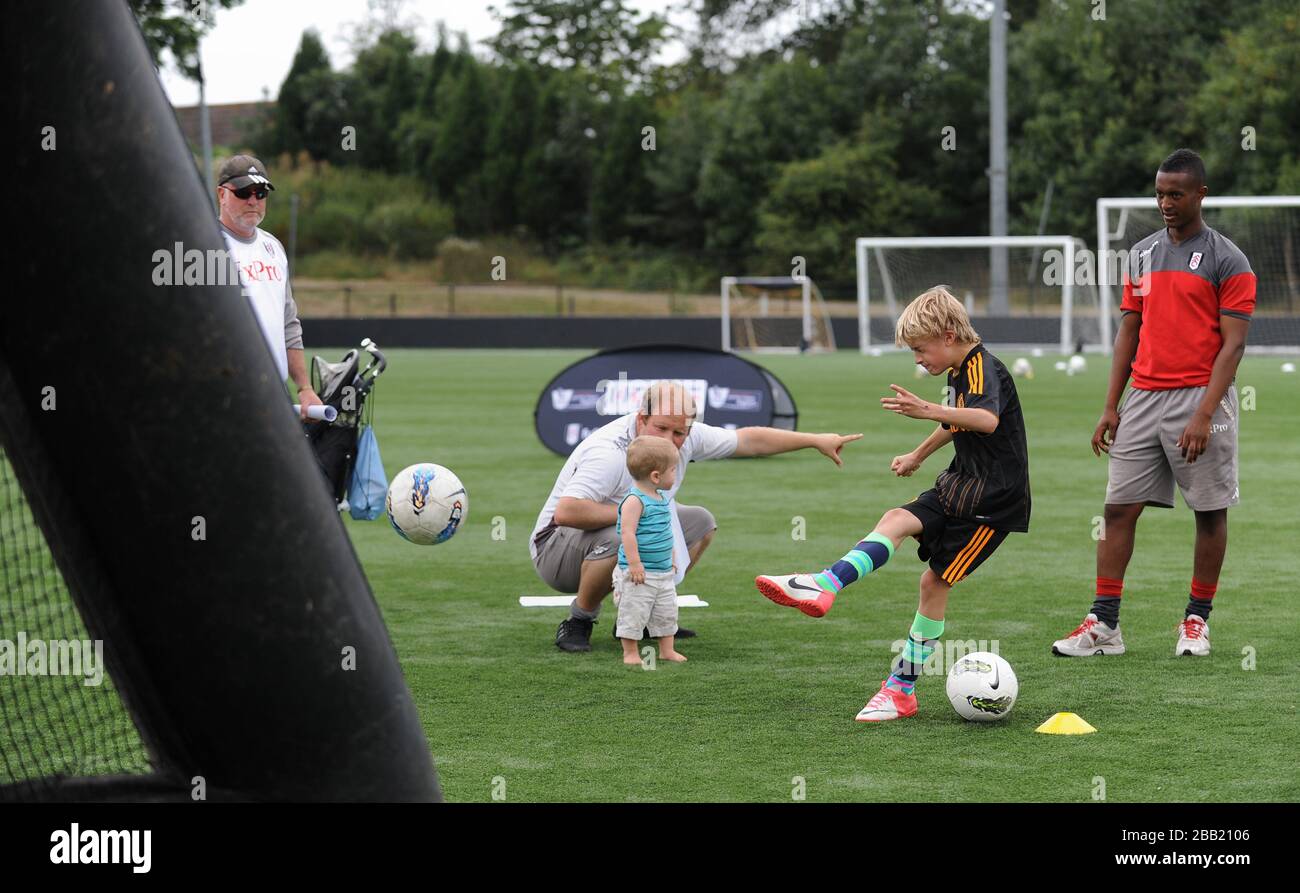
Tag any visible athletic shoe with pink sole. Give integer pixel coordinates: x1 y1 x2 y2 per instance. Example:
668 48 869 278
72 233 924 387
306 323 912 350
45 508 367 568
754 573 836 617
855 681 918 722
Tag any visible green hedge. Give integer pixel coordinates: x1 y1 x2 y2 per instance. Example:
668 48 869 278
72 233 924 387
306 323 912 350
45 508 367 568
253 157 453 260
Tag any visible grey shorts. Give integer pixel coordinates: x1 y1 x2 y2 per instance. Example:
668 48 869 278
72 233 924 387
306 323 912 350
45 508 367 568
532 503 717 594
612 567 678 638
1105 385 1240 511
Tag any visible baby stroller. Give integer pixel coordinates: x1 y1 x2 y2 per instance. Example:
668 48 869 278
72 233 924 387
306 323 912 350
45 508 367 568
304 337 388 510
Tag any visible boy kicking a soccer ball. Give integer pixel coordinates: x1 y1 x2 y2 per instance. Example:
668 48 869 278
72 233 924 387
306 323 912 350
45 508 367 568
756 286 1030 721
615 436 687 665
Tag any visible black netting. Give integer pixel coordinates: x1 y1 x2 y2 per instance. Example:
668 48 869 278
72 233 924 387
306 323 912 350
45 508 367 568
0 447 151 790
861 242 1105 349
1105 204 1300 348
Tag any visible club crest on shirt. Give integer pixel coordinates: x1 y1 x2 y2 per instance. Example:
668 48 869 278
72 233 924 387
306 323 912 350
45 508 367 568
1189 251 1203 271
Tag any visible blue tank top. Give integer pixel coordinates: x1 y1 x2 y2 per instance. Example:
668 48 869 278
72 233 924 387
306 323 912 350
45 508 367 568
616 487 673 571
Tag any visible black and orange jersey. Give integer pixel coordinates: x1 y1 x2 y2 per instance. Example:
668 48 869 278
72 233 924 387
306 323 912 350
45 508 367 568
934 344 1031 532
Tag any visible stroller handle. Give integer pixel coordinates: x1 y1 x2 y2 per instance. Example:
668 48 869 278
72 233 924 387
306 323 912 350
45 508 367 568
360 338 388 377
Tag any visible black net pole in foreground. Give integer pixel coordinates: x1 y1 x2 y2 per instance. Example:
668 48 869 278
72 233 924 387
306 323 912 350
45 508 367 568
0 1 439 802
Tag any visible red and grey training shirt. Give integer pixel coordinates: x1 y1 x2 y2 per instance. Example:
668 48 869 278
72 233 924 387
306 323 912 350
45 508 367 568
1120 225 1256 391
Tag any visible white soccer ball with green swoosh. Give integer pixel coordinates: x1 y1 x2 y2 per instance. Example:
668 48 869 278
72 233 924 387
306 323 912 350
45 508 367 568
947 652 1018 722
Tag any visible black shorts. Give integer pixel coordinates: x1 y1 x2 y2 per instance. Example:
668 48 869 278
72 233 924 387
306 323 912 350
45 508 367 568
900 489 1010 585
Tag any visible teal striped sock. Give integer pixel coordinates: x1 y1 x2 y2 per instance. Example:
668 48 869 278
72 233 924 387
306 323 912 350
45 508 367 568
813 532 895 592
886 612 945 694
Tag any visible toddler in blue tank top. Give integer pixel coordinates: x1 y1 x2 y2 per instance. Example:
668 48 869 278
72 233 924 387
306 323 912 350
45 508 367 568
615 436 686 664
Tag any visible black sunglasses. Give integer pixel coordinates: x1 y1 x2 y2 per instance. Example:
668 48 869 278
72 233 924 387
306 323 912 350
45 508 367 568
225 184 269 200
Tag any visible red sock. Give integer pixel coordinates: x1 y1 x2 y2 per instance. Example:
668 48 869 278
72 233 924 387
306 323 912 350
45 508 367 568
1188 580 1217 619
1096 577 1123 598
1091 577 1123 626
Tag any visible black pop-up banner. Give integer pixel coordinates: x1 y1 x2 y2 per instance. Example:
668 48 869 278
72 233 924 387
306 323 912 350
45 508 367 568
534 345 798 456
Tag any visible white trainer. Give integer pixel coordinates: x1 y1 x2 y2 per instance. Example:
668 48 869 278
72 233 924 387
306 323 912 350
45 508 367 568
1051 613 1126 656
1176 616 1211 657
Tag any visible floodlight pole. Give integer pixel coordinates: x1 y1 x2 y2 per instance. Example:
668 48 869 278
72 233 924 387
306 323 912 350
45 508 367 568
198 52 214 208
989 0 1009 314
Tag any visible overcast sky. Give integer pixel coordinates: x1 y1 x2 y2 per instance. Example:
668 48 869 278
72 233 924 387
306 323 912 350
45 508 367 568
159 0 690 107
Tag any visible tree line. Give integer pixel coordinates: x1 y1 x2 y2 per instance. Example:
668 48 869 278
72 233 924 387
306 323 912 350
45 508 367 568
165 0 1300 288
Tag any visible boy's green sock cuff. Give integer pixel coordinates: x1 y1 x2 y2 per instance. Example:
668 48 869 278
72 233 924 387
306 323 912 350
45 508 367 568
865 531 895 559
911 611 945 640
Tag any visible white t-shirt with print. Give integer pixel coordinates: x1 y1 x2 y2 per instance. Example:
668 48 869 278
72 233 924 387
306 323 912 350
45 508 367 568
220 224 301 382
530 413 739 575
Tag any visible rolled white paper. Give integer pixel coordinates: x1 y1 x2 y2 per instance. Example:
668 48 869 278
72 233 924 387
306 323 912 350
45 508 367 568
518 595 709 608
293 404 337 422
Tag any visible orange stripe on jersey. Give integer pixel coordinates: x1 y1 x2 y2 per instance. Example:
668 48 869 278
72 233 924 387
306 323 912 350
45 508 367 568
966 354 983 395
943 525 992 584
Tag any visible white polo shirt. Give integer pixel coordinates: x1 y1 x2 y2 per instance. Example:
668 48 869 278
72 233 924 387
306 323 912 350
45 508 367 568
220 223 303 382
530 413 739 562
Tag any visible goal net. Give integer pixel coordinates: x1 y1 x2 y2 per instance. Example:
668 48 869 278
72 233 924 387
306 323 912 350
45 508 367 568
1098 196 1300 353
855 236 1102 355
720 276 836 353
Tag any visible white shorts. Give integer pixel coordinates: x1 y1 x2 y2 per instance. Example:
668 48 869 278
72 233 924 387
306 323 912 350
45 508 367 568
612 566 678 639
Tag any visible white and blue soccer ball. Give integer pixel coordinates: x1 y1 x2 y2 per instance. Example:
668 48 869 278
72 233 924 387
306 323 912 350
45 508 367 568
946 651 1018 722
386 463 468 545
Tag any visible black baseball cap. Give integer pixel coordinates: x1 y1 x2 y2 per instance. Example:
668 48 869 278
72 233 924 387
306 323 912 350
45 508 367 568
217 154 275 191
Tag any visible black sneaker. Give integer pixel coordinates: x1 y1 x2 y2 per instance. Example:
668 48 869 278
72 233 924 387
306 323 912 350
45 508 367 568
612 625 697 640
556 617 594 652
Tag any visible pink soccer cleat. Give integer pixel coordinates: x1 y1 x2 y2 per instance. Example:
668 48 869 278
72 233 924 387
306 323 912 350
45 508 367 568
855 681 919 722
755 573 836 618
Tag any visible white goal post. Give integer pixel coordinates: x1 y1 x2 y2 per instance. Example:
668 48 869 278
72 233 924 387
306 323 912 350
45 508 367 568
855 236 1092 355
1098 195 1300 354
720 276 836 353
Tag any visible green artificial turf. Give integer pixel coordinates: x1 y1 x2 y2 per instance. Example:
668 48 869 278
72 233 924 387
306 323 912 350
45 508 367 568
346 349 1298 802
5 346 1292 800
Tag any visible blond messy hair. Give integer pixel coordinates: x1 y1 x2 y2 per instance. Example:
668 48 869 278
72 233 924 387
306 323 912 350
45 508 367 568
626 435 679 481
894 285 980 348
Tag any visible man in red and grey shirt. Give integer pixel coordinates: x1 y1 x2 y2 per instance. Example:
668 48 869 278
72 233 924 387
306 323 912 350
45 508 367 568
1053 149 1255 659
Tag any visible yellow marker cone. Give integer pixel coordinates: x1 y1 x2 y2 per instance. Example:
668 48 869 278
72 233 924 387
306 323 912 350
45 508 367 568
1035 712 1097 735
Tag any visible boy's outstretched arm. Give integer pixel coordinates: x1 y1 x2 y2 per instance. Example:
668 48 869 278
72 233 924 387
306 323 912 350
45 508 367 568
892 424 953 477
880 384 998 434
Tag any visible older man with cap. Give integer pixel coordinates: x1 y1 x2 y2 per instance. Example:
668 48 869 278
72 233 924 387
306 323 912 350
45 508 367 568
532 380 862 651
216 154 322 419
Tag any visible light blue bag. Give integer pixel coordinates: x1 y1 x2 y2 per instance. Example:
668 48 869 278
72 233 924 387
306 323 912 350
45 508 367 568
348 424 388 520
